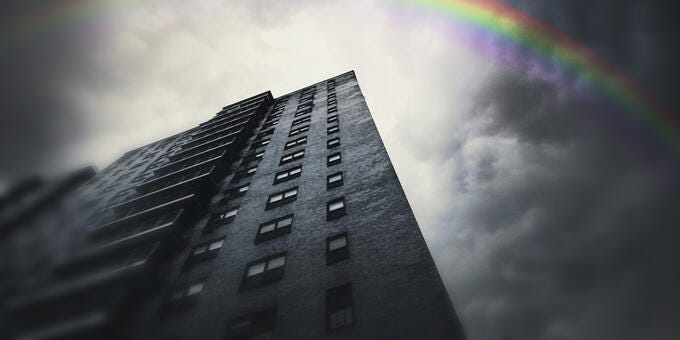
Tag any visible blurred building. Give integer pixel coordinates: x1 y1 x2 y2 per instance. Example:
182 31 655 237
1 71 464 339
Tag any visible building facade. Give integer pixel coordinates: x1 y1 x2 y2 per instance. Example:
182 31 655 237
1 71 464 339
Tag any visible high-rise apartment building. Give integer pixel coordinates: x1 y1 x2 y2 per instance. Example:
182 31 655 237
1 71 464 339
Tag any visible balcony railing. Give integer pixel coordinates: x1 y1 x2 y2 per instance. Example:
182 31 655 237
113 173 211 214
136 163 217 194
92 193 201 235
153 147 228 177
190 119 248 141
55 238 171 277
7 242 161 312
182 127 244 150
199 111 255 130
169 136 234 162
221 92 270 111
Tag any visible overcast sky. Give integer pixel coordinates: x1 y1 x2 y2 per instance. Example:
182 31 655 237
1 0 679 339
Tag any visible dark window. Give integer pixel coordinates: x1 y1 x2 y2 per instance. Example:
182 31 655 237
257 129 275 138
280 150 305 165
327 172 343 190
241 253 287 290
326 233 349 265
233 166 257 181
327 152 342 166
256 214 293 243
242 150 265 163
284 136 307 150
205 207 238 232
292 116 311 127
262 120 278 129
230 183 250 198
226 307 277 340
289 125 309 137
274 165 302 184
326 284 354 330
327 197 346 220
251 139 270 149
327 115 338 124
166 279 207 309
187 237 225 265
327 125 339 135
294 107 312 117
328 106 338 114
327 137 340 149
266 187 298 209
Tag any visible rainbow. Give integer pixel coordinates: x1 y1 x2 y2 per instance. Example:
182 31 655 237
2 0 678 155
398 0 680 155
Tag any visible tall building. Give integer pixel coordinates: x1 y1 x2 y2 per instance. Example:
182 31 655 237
1 71 464 339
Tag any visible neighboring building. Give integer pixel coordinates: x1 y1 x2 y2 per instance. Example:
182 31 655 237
1 71 464 339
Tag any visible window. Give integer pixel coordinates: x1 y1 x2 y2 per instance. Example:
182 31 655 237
327 197 346 220
327 126 339 135
294 107 312 117
326 233 349 265
327 172 343 190
326 284 354 330
328 106 338 114
234 166 257 181
284 136 307 150
266 187 298 209
327 115 338 124
274 165 302 184
256 214 293 243
327 152 342 166
166 279 207 308
291 116 311 127
230 183 249 197
188 237 225 264
327 99 337 106
252 139 270 149
327 138 340 149
257 129 274 138
241 253 287 290
227 307 277 340
262 120 278 129
243 150 265 163
280 150 305 165
205 207 238 231
289 125 309 137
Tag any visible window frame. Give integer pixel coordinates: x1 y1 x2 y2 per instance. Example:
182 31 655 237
327 152 342 166
326 283 354 331
226 307 277 340
279 149 305 165
273 165 302 185
327 137 340 149
327 172 344 190
241 252 287 291
289 125 310 137
266 187 299 210
327 197 346 220
284 136 307 150
187 237 226 265
255 214 294 243
326 232 350 265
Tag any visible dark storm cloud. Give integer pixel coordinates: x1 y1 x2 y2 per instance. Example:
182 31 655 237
0 1 104 185
501 0 680 113
431 2 680 338
441 68 680 339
